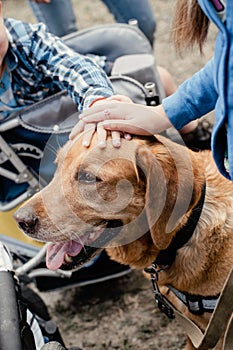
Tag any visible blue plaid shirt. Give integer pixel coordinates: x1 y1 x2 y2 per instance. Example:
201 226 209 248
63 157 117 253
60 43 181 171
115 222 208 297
3 18 114 113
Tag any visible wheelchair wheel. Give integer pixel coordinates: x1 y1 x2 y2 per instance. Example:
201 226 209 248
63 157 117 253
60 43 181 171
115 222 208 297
20 284 50 321
41 342 65 350
0 271 23 350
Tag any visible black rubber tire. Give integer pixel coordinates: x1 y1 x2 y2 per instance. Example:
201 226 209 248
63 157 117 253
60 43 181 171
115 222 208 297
20 284 51 321
20 284 66 347
0 272 23 350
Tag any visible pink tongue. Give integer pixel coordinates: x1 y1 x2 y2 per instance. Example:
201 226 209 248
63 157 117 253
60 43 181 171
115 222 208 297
46 241 83 270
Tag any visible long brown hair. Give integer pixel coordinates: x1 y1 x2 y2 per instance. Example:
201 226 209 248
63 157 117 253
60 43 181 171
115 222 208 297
172 0 210 54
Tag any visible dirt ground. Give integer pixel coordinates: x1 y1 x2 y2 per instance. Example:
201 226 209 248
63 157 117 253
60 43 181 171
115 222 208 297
3 1 217 349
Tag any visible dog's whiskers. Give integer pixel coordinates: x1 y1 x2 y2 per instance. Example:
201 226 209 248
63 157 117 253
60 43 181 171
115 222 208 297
73 232 85 247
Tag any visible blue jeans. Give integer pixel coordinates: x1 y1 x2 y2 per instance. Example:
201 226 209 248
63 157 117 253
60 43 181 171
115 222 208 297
102 0 156 46
27 0 77 37
27 0 156 45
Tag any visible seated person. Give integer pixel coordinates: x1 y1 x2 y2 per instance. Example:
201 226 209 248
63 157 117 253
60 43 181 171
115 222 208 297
0 0 131 284
27 0 156 46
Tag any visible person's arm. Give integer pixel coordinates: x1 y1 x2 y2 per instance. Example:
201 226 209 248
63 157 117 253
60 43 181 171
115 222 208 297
24 22 114 109
70 58 217 147
70 96 173 146
163 58 217 130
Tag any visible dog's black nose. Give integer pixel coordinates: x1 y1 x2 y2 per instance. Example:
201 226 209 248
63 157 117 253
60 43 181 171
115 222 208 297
13 208 38 235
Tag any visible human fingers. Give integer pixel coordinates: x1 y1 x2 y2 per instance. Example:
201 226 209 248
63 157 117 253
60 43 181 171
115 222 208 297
96 124 121 148
82 123 96 147
101 119 151 135
111 131 121 148
124 133 132 141
69 119 85 140
79 102 127 123
96 123 107 148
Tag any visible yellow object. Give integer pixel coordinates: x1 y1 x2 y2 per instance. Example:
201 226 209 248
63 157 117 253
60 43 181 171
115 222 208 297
0 206 44 248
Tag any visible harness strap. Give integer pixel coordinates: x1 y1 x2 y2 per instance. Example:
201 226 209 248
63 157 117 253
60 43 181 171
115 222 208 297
223 313 233 350
168 285 219 315
165 266 233 349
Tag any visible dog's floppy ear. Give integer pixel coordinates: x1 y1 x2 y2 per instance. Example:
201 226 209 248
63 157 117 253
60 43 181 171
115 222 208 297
135 136 196 250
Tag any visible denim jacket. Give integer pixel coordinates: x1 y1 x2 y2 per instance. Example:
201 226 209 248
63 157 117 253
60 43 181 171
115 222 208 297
163 0 233 180
4 18 113 111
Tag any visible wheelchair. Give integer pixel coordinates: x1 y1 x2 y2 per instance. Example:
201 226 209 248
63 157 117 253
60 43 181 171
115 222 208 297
0 23 165 350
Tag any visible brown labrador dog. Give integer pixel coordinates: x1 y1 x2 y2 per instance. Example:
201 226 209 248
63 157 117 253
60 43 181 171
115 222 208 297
14 134 233 350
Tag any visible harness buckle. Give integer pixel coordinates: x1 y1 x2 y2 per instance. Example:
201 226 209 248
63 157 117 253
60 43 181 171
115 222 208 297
144 264 175 320
186 294 204 315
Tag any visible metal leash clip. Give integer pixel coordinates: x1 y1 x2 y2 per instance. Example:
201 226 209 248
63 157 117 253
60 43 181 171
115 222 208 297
144 264 175 319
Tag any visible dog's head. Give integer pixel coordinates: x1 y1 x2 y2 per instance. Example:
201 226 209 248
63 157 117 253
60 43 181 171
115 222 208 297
14 134 204 271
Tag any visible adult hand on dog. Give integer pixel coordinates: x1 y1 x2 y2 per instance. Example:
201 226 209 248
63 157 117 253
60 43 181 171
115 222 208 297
70 95 132 148
70 94 172 148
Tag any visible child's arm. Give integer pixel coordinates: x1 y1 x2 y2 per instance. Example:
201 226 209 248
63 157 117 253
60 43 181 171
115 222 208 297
26 22 114 109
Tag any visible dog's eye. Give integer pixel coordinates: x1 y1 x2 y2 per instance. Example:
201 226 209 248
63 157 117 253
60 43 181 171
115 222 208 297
78 171 99 183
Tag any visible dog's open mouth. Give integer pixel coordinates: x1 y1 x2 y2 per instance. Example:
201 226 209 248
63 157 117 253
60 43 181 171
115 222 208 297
46 220 123 271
